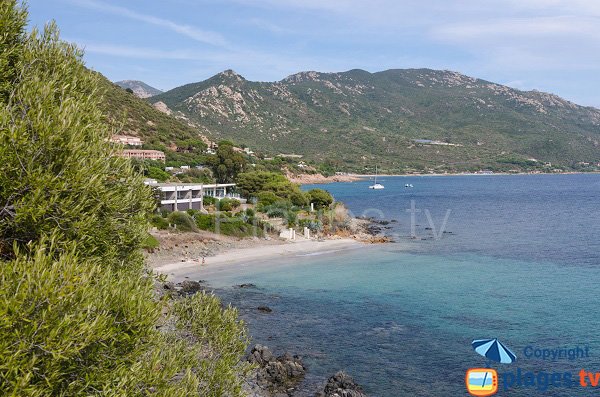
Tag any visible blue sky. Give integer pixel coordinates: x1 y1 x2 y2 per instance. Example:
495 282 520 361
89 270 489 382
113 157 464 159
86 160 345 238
27 0 600 107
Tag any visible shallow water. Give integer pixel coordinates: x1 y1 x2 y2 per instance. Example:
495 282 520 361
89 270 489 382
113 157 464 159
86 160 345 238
205 174 600 396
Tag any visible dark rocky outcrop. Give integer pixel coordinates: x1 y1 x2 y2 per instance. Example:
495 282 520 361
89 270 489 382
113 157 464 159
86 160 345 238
179 280 205 295
316 371 368 397
257 306 273 313
247 345 306 394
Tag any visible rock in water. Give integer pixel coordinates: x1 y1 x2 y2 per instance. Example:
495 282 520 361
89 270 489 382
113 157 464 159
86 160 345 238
247 345 306 393
179 280 203 295
316 371 368 397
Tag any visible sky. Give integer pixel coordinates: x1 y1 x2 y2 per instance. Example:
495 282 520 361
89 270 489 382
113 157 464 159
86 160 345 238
27 0 600 107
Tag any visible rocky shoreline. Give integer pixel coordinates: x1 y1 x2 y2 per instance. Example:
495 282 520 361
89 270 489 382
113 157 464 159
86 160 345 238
147 214 394 396
159 280 369 397
245 344 367 397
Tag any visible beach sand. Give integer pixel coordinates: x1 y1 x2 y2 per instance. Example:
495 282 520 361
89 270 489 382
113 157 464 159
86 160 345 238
152 238 363 282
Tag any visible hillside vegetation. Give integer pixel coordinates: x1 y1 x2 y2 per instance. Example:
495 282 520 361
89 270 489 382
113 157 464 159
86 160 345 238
151 69 600 173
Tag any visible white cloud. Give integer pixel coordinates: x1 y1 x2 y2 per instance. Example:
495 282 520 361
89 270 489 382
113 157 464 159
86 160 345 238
432 16 600 41
79 43 208 60
68 0 228 47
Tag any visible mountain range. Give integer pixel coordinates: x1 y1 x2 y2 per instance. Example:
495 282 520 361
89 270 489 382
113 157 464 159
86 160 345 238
142 68 600 173
115 80 162 99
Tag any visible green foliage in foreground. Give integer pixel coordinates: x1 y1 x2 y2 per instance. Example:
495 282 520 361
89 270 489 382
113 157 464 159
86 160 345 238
0 2 250 395
0 241 251 396
174 292 251 396
0 240 161 395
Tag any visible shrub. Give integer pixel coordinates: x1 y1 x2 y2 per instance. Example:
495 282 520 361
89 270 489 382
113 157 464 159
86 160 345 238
286 211 298 227
150 214 169 230
195 213 215 231
0 11 154 266
141 233 159 249
266 207 287 218
0 3 250 395
195 213 261 237
0 240 163 395
299 218 323 232
289 190 309 207
307 188 334 209
167 211 197 232
175 292 252 396
257 191 280 206
203 195 217 206
218 198 241 212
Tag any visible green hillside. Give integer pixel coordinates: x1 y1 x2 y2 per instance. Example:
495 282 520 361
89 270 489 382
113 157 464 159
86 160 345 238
150 69 600 173
98 74 210 165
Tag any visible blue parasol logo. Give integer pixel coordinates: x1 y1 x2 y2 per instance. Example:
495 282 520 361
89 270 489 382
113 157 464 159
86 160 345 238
472 338 517 365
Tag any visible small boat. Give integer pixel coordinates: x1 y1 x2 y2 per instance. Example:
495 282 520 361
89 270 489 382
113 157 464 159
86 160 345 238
405 183 414 188
369 166 385 189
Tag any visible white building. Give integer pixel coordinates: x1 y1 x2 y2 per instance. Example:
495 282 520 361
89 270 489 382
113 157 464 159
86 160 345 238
145 182 239 212
111 135 143 146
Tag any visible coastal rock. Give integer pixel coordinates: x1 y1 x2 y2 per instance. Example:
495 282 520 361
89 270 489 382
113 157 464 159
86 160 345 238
316 371 368 397
163 281 175 290
238 283 257 289
258 306 273 313
247 345 306 393
179 280 204 295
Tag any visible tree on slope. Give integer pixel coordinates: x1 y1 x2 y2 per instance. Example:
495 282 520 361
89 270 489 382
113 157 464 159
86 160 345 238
0 2 249 395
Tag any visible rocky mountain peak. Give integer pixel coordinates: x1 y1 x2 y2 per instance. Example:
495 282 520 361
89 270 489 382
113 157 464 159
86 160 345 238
282 71 322 83
217 69 245 82
115 80 162 98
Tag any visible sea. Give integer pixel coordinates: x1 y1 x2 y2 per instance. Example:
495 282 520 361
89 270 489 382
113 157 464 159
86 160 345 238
204 174 600 396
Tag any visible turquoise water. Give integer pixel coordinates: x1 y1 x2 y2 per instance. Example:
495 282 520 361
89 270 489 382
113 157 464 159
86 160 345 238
205 175 600 396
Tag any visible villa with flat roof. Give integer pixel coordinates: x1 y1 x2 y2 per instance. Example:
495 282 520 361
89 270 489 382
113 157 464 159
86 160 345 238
145 181 239 212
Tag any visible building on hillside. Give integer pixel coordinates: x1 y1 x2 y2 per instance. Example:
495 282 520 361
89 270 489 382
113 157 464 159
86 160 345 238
145 181 240 212
121 149 166 162
111 135 143 146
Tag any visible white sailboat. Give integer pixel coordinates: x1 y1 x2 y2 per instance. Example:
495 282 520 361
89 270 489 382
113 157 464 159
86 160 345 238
369 166 385 189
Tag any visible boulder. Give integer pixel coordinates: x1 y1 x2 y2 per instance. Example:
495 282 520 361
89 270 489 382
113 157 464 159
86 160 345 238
316 371 368 397
179 280 203 295
247 345 306 392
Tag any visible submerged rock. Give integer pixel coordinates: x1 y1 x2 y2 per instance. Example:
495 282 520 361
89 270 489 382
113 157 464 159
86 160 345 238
257 306 273 313
316 371 368 397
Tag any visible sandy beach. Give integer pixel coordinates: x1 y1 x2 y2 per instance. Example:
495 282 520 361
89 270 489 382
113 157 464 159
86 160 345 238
152 238 364 282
